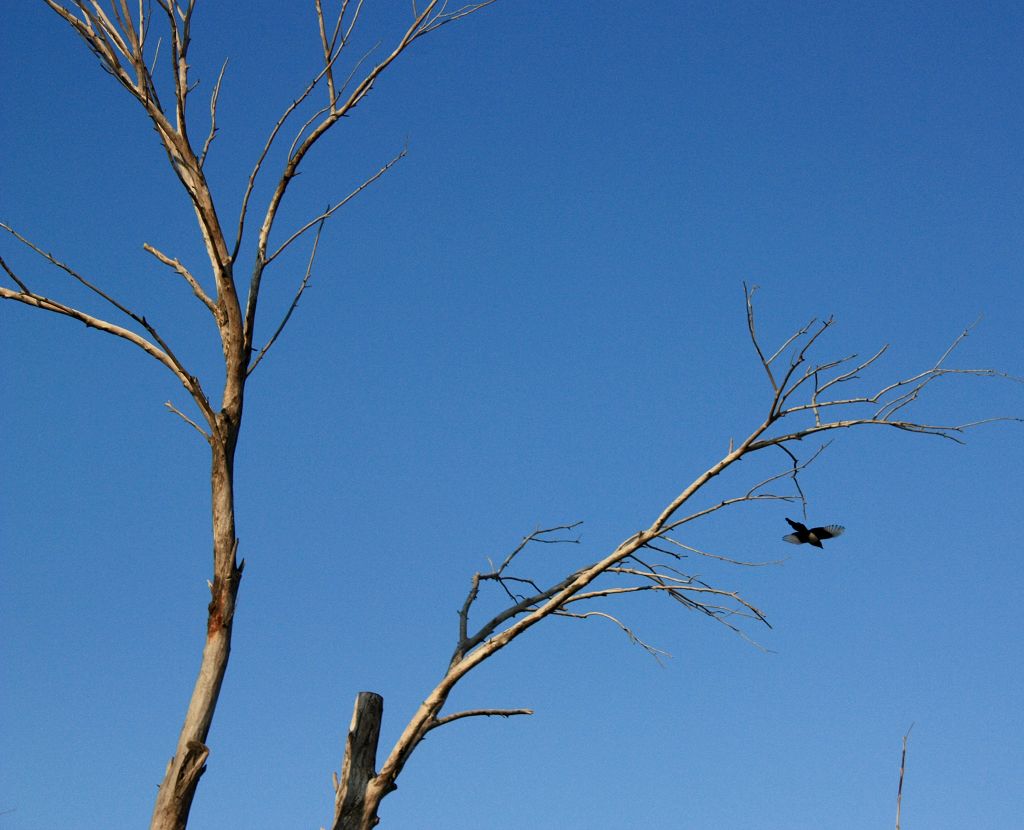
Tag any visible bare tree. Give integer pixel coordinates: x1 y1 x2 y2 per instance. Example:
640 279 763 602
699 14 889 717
1 3 494 829
324 284 1020 828
2 5 1019 830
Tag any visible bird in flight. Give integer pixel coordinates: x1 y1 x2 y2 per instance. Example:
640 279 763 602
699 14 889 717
783 517 845 548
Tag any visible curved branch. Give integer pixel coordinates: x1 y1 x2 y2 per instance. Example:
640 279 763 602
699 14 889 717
0 283 213 423
557 607 672 661
1 228 215 423
358 287 1021 820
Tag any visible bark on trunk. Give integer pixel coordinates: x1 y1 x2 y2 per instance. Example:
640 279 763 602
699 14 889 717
150 426 243 830
333 692 386 830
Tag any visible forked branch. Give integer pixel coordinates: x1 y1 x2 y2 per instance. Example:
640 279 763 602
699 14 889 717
243 0 497 355
247 214 326 376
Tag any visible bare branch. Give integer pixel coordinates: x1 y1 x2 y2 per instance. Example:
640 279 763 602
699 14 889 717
265 148 407 265
447 292 1017 690
331 37 376 108
4 221 139 319
420 0 500 34
452 571 576 664
815 345 889 397
493 522 582 575
199 58 228 167
245 0 500 348
2 222 215 422
569 572 772 628
744 282 777 391
233 1 372 265
165 400 211 441
0 254 30 294
232 55 342 263
287 100 335 163
766 318 818 366
449 522 585 662
561 581 771 648
776 442 812 519
46 2 234 283
456 572 481 649
147 34 163 79
660 440 830 531
895 723 914 830
143 242 219 318
773 317 836 413
753 414 1021 449
315 0 339 107
556 608 670 662
426 708 533 733
247 212 325 376
488 574 544 606
652 537 784 567
361 286 1020 818
0 283 212 420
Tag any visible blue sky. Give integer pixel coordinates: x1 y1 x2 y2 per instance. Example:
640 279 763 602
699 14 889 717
2 2 1022 829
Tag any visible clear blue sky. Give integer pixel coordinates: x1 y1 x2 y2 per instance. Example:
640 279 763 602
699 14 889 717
2 3 1022 829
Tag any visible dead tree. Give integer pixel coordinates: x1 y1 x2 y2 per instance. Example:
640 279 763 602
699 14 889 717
325 285 1020 829
1 3 494 829
3 5 1019 830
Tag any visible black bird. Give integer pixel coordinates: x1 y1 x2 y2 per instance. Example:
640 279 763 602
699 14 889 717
783 517 845 548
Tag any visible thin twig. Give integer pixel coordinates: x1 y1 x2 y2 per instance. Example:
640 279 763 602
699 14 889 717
247 213 325 376
895 723 914 830
556 609 670 662
744 282 776 391
0 255 30 293
656 537 784 567
165 400 211 440
265 149 407 265
493 522 582 575
232 30 351 262
199 58 228 167
426 708 533 733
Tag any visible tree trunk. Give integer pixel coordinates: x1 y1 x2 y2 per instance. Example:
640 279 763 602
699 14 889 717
150 425 243 830
333 692 386 830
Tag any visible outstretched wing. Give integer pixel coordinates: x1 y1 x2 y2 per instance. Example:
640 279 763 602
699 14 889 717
811 525 845 540
786 517 808 533
782 533 804 544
